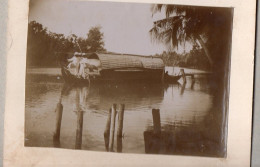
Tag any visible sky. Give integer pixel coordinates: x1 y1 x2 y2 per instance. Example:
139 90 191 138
29 0 190 55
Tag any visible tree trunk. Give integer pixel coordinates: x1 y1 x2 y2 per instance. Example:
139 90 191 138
196 35 213 68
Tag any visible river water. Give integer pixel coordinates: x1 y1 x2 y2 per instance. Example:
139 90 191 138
25 67 227 157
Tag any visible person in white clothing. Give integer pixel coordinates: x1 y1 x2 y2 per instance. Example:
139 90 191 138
78 58 88 79
67 52 81 76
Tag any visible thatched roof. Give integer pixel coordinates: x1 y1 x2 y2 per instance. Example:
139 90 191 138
87 53 164 70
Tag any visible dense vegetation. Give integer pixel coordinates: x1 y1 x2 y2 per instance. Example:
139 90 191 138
27 7 232 72
150 5 233 74
26 21 211 70
154 47 210 70
26 21 106 67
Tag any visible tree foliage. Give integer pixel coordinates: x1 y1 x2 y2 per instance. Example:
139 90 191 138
150 5 233 73
87 26 106 52
26 21 106 67
154 46 210 70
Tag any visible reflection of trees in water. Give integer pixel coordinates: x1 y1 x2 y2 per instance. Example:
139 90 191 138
65 82 166 115
143 76 226 157
52 84 87 149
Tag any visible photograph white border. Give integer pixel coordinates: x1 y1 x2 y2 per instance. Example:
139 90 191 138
4 0 256 166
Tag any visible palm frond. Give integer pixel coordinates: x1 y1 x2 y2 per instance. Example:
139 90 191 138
150 15 190 50
151 4 163 16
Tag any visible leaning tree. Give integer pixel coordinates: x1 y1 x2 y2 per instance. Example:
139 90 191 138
150 4 233 72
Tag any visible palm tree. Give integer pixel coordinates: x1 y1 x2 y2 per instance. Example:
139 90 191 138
150 5 233 70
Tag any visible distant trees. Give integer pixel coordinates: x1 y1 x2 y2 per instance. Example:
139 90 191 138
155 46 210 70
26 21 106 67
87 26 106 52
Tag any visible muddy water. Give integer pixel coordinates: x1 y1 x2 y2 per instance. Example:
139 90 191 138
25 68 227 157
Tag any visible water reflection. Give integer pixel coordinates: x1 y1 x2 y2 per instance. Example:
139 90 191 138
143 109 223 157
25 74 225 157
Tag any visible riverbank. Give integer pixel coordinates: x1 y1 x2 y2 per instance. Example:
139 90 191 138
27 68 61 75
26 66 211 76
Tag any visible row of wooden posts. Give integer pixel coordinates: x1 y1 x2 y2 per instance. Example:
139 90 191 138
53 100 207 154
104 104 125 152
52 100 164 152
52 71 197 150
51 70 199 151
52 100 126 151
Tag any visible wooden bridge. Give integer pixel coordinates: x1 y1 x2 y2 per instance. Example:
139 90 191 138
177 69 212 83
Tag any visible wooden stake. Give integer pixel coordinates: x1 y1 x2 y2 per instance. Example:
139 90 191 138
117 104 125 137
104 108 112 151
180 69 186 84
75 110 83 149
191 74 195 90
161 69 165 82
117 135 123 153
53 102 63 147
152 109 161 135
180 82 186 95
109 104 117 152
116 104 125 153
75 88 83 149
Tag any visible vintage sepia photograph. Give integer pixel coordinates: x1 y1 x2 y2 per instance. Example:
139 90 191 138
25 0 233 158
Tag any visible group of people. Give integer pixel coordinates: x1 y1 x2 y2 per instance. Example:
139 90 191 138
67 52 100 79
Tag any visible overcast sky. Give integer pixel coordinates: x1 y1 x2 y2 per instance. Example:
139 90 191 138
29 0 189 55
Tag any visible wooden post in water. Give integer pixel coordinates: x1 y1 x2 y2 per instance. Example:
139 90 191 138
191 74 195 81
117 135 123 153
152 109 161 135
191 74 195 89
180 69 186 84
104 108 112 151
161 69 165 83
180 82 186 95
117 104 125 152
117 104 125 137
109 104 117 152
75 88 84 149
53 100 63 147
75 110 83 149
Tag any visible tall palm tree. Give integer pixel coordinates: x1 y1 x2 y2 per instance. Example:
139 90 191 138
150 5 233 69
